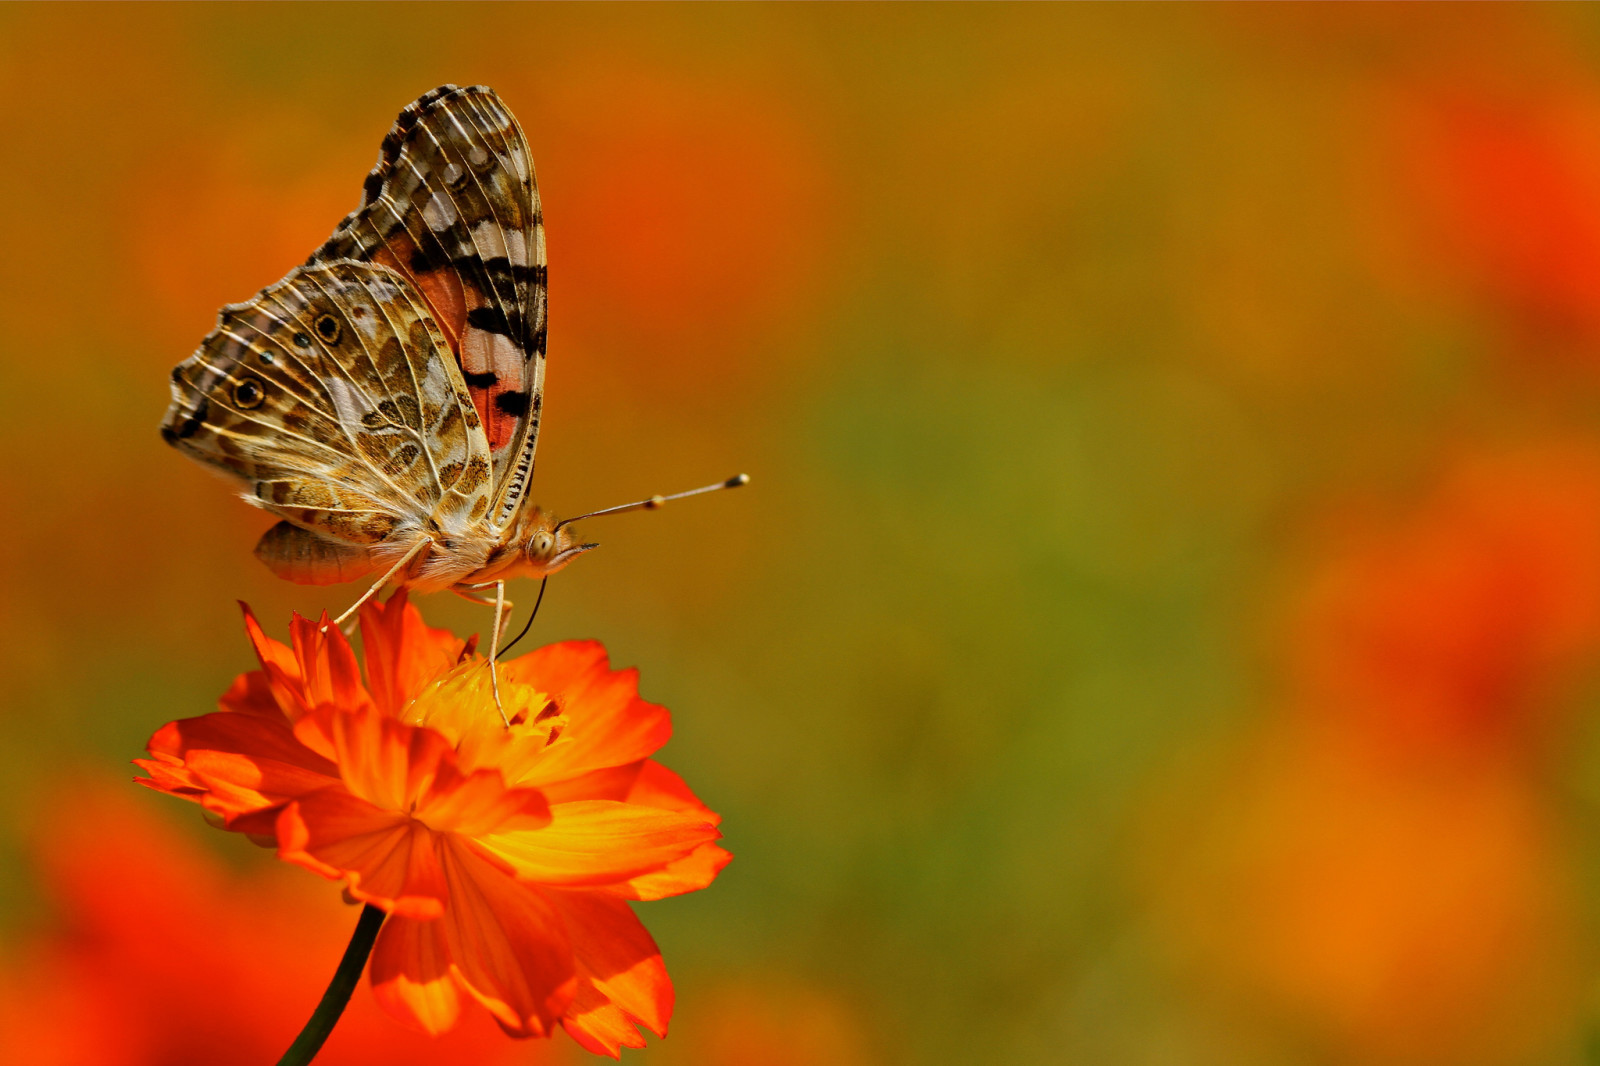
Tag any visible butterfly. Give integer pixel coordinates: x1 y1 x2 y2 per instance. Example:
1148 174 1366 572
161 84 744 704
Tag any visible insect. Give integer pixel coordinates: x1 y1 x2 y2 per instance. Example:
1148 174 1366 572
161 84 745 714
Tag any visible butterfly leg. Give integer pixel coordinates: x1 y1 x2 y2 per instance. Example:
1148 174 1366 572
450 584 515 618
327 537 433 631
488 580 510 728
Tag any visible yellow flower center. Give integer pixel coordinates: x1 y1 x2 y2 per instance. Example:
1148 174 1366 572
399 661 568 778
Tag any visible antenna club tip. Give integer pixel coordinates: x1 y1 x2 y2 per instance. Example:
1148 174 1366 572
727 473 751 488
645 495 666 509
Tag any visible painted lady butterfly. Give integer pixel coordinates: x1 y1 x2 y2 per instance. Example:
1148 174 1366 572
161 84 744 689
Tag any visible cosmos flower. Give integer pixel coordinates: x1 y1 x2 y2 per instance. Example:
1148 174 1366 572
136 591 729 1056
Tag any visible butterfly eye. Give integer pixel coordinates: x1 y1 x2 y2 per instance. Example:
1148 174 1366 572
527 530 555 558
232 377 266 410
314 314 343 345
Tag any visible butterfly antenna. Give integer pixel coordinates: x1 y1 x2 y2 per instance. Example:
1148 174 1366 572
555 474 750 531
496 576 549 661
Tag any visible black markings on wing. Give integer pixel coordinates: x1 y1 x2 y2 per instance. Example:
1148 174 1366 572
309 84 547 532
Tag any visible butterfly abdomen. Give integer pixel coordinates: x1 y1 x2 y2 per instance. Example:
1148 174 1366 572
255 522 376 586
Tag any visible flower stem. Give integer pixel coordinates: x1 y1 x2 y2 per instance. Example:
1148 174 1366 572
276 903 387 1066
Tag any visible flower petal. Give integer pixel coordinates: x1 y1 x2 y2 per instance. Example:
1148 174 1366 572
614 762 732 899
275 790 446 919
619 840 734 902
216 667 291 722
624 760 722 824
326 705 452 814
415 760 551 838
550 889 671 1054
241 604 306 720
561 990 648 1058
437 837 576 1036
475 800 720 888
526 761 732 898
239 606 362 762
288 612 368 713
369 914 463 1035
359 590 472 718
501 643 672 787
136 709 341 821
536 759 718 818
534 761 644 806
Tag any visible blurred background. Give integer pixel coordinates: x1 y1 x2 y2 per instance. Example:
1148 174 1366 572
10 4 1600 1064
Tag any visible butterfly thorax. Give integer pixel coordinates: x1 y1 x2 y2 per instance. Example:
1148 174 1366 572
383 505 591 593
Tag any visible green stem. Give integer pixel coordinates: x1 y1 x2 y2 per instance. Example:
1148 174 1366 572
276 904 387 1066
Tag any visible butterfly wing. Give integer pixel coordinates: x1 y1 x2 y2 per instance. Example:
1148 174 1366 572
311 84 547 533
162 260 494 549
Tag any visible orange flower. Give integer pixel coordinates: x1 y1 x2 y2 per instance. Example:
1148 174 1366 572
136 591 729 1057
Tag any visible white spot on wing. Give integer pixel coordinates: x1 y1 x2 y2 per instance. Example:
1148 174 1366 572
460 326 491 375
325 377 372 429
472 221 506 260
422 355 451 400
489 332 523 383
422 192 458 232
349 304 381 340
460 327 526 388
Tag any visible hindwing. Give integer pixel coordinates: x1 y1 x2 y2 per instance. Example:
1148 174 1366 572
161 260 494 544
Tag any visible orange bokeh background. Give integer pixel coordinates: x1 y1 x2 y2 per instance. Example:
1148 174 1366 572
6 5 1600 1064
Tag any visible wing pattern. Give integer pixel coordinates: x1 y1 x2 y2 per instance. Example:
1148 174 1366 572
161 260 493 545
312 84 547 531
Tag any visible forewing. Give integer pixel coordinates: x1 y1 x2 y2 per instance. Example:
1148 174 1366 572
312 84 547 531
162 260 494 546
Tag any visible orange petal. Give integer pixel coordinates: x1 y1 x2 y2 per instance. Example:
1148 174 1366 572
527 763 732 897
561 990 648 1058
144 709 337 779
240 602 297 675
475 800 720 888
138 709 341 821
614 761 730 898
503 644 672 786
534 761 645 805
239 607 343 762
359 589 471 717
132 754 204 799
242 605 312 722
414 760 551 838
536 759 719 817
370 914 464 1035
326 705 453 814
437 836 576 1036
551 889 671 1042
625 760 722 825
216 668 290 722
288 612 369 713
513 639 612 692
181 749 344 823
618 840 733 902
276 790 446 919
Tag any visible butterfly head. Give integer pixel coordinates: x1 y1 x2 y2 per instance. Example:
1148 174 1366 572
522 515 597 576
